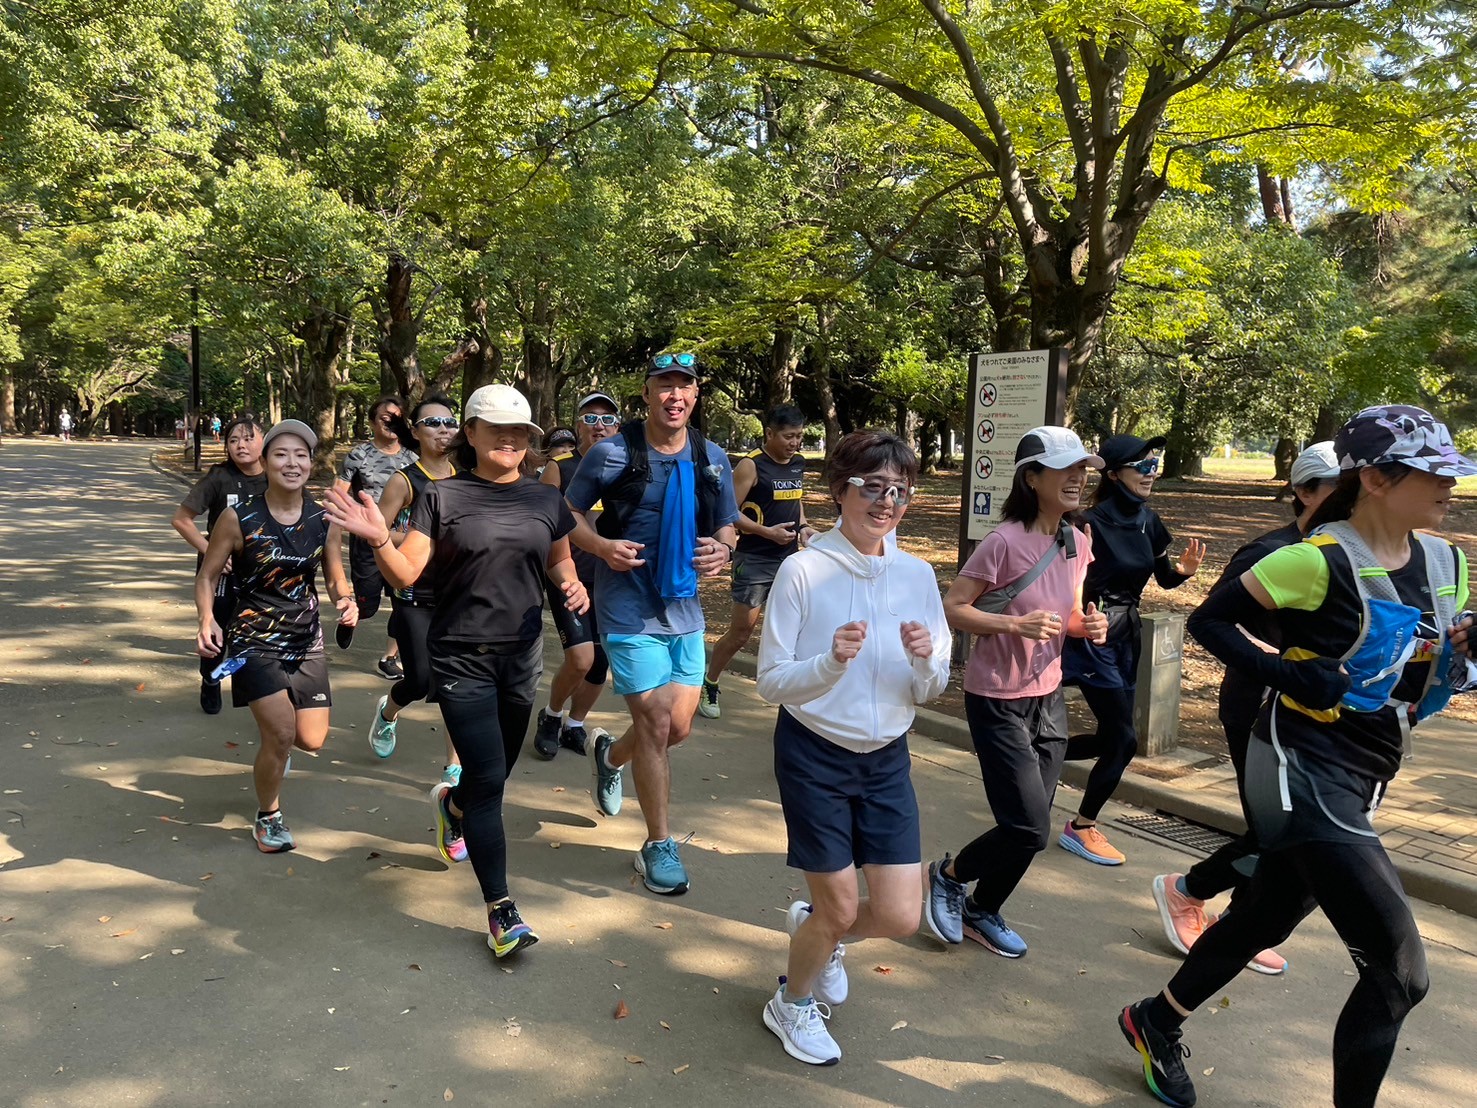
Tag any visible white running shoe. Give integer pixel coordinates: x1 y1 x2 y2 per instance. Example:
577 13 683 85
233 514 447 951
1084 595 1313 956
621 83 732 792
785 900 848 1005
762 985 840 1066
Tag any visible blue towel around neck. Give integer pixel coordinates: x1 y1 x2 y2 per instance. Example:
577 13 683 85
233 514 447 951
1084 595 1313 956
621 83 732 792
657 456 698 600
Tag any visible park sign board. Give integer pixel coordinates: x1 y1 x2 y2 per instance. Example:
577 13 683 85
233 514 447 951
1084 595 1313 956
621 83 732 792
958 349 1068 557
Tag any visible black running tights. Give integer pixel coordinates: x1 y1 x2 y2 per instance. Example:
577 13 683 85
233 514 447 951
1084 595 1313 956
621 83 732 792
435 641 540 904
1164 840 1428 1108
1062 683 1137 821
388 602 434 707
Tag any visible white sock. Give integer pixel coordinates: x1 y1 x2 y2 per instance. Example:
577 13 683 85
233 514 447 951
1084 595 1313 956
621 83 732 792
546 704 566 719
566 715 586 729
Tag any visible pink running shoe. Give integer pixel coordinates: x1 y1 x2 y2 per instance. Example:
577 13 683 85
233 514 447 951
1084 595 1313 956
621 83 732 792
429 781 468 864
1152 873 1209 955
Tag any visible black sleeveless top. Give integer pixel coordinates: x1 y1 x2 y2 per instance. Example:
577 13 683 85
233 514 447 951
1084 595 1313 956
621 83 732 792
550 450 600 582
229 494 329 660
737 449 806 556
391 462 456 606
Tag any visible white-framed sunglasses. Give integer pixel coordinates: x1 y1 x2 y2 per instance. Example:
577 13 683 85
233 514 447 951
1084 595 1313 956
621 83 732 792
847 476 915 505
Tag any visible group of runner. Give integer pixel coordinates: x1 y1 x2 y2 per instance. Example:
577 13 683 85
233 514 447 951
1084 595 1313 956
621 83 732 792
171 367 1475 1107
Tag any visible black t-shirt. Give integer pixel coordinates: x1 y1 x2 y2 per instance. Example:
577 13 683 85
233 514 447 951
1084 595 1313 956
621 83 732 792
736 449 806 557
181 463 268 571
229 494 329 660
1078 488 1189 636
409 473 576 644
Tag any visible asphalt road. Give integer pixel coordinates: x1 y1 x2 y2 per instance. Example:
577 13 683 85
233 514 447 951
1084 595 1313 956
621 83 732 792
2 439 1476 1107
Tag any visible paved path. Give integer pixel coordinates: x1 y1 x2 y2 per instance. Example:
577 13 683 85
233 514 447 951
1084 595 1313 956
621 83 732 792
2 440 1476 1107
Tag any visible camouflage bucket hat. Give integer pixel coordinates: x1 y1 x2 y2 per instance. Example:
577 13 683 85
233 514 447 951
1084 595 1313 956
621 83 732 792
1334 405 1477 478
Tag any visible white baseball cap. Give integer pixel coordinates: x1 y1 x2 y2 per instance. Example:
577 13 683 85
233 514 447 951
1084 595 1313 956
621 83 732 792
464 384 543 435
261 418 318 452
577 391 619 412
1289 441 1340 488
1014 426 1104 470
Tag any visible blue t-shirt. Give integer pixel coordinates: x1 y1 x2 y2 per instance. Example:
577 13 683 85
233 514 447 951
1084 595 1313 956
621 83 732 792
565 431 740 636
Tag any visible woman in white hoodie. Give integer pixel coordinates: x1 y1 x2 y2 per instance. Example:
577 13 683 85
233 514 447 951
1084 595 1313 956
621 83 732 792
755 430 951 1067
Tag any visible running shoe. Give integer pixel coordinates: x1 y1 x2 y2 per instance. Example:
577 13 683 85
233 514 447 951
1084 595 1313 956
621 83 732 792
925 854 966 945
487 900 539 959
429 781 467 863
762 982 840 1066
335 622 354 650
634 837 689 895
962 902 1027 958
368 695 397 759
200 678 222 715
785 900 847 1005
1152 874 1210 956
253 811 295 853
559 722 589 756
439 764 462 787
590 729 622 816
533 709 561 760
1210 908 1289 976
376 655 402 680
1059 820 1126 865
1119 999 1197 1107
697 680 721 719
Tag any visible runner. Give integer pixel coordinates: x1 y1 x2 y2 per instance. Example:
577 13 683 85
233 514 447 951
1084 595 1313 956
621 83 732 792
194 419 358 854
1119 405 1474 1108
531 391 621 760
211 414 222 443
563 352 740 896
333 395 417 676
364 394 461 788
1058 433 1205 865
924 427 1107 959
1152 441 1341 977
326 384 587 958
699 404 816 719
58 408 72 442
172 415 268 714
753 429 949 1066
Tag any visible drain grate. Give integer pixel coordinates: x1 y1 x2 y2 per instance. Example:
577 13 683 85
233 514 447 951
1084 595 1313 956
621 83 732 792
1116 812 1237 855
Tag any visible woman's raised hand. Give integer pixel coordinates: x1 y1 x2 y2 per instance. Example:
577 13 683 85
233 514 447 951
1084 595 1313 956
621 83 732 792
1175 537 1207 576
324 487 391 546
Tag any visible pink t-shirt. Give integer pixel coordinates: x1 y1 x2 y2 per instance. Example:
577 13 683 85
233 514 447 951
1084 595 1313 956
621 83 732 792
959 519 1094 699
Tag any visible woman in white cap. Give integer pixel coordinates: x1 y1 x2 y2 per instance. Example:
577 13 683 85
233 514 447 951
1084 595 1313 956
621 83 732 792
1151 441 1341 976
924 427 1107 959
1119 405 1475 1108
1058 433 1206 866
195 418 358 854
326 385 588 960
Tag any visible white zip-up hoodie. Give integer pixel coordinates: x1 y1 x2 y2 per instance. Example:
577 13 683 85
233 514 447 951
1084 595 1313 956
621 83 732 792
756 526 951 753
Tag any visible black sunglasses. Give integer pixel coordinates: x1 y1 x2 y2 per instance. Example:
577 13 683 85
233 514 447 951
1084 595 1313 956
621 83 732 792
415 416 458 429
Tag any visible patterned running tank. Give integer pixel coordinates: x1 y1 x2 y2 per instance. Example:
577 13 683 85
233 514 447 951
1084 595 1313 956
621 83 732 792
392 461 456 606
229 494 330 661
736 448 806 556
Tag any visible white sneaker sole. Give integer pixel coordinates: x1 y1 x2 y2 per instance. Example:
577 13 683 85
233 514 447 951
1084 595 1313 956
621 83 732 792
1152 875 1194 956
1059 831 1124 866
633 850 689 895
762 1001 840 1066
924 865 964 945
368 696 396 759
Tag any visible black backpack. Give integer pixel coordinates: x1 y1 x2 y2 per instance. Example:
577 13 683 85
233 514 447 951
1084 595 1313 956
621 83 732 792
595 420 722 540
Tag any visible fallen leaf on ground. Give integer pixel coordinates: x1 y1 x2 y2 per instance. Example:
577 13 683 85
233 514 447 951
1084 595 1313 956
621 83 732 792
138 952 153 960
285 867 294 876
135 683 146 691
333 1066 350 1072
659 1020 671 1031
98 915 112 923
890 1020 908 1031
366 851 381 860
505 1020 521 1037
549 842 562 849
552 786 565 792
224 742 239 749
874 965 894 975
111 929 136 938
408 963 422 971
673 1064 689 1075
1203 1067 1215 1076
608 959 627 968
1218 996 1231 1009
170 949 184 955
443 1091 454 1102
198 873 214 881
654 922 673 930
613 1000 630 1019
1 916 13 923
625 1055 644 1064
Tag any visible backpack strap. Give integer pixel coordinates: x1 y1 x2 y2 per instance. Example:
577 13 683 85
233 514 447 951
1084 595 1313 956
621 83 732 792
973 521 1076 615
593 421 651 540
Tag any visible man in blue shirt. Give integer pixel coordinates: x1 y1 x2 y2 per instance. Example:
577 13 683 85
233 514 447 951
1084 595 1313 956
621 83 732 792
565 354 740 895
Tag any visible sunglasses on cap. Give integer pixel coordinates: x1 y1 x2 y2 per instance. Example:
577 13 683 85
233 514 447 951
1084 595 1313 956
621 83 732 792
651 352 697 369
1121 458 1159 476
847 476 914 505
414 416 458 430
580 413 620 427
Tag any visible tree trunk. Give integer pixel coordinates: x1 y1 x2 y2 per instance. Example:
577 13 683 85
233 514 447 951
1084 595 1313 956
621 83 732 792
1162 380 1206 479
918 417 939 473
107 400 124 435
293 306 348 453
1 369 14 433
1258 164 1294 226
769 325 797 406
519 287 558 430
1272 436 1297 482
375 252 423 402
1313 404 1341 441
812 303 843 458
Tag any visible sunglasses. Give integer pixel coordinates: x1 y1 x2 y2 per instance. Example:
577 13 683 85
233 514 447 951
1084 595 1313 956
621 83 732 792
580 413 620 427
651 352 697 370
1122 458 1159 476
847 476 914 505
414 416 458 430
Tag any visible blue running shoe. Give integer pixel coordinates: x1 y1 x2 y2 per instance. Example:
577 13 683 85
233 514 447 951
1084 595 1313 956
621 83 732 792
368 695 397 759
634 836 689 895
962 902 1027 958
925 855 966 945
590 729 622 817
439 763 462 787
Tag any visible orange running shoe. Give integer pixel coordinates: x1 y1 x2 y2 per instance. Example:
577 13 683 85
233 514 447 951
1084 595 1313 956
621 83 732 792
1059 820 1126 865
1152 873 1210 955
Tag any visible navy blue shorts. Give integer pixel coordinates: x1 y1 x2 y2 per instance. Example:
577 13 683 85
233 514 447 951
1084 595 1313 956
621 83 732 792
773 708 921 873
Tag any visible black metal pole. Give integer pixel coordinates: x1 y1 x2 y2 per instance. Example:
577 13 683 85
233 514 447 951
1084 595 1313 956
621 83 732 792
191 284 202 471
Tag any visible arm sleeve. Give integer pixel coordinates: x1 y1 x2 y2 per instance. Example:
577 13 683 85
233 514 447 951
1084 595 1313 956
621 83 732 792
756 559 849 706
565 439 617 513
1250 542 1331 611
179 469 219 515
552 491 576 541
957 530 1004 588
1150 513 1192 589
339 444 363 484
910 569 952 704
408 482 439 539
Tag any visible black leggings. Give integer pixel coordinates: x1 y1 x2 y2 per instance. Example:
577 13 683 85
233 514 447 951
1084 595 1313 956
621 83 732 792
388 601 433 707
1062 683 1136 820
1165 840 1428 1108
951 691 1067 914
434 640 542 904
1183 706 1257 902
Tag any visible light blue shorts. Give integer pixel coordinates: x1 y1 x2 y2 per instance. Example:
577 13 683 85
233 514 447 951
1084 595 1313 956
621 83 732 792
603 631 706 696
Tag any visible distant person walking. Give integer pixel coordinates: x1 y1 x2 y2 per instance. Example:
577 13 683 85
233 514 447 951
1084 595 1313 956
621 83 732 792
58 409 72 442
1058 434 1204 865
564 353 740 896
195 419 358 854
172 415 268 714
211 414 222 443
700 404 816 719
333 396 416 678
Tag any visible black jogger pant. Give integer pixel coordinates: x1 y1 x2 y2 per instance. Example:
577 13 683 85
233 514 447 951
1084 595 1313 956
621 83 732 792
1062 682 1137 821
